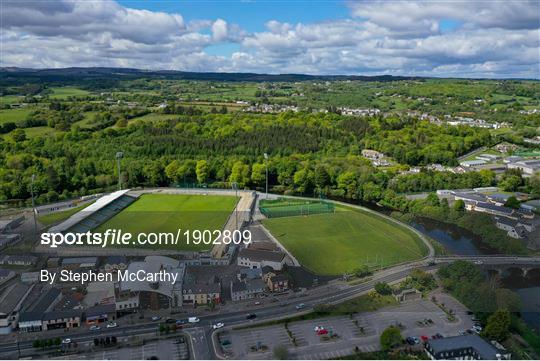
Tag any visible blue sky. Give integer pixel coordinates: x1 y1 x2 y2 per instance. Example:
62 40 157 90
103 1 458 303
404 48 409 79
1 0 539 78
118 1 350 33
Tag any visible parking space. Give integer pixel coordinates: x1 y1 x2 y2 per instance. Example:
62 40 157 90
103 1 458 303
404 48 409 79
55 338 189 360
222 296 474 359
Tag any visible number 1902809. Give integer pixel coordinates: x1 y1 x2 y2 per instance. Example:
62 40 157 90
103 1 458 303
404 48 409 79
185 229 251 245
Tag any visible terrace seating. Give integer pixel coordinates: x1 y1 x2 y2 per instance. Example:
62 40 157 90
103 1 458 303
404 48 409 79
67 195 137 233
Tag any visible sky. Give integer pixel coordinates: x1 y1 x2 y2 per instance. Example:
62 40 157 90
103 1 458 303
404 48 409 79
1 0 539 78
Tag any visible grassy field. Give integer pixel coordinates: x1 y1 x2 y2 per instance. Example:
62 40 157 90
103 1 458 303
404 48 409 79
262 206 427 275
38 202 94 226
49 87 91 99
95 194 238 251
0 108 33 125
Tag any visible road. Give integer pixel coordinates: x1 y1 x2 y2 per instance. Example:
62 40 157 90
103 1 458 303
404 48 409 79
0 263 426 358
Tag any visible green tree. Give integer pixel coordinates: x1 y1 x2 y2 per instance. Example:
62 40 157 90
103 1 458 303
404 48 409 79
10 128 27 142
196 160 209 184
453 199 465 213
230 160 250 186
375 282 392 295
251 162 266 187
380 326 403 350
504 196 520 209
483 309 511 342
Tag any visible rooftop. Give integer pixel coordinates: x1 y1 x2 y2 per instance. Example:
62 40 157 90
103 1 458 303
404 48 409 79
238 248 286 263
427 334 504 360
49 189 131 233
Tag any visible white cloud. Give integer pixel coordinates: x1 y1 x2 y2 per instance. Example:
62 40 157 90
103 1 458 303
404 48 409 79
0 0 538 78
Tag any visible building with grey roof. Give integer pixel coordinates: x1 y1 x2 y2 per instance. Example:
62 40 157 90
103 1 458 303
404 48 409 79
230 279 266 301
0 283 32 334
237 248 289 271
425 334 510 360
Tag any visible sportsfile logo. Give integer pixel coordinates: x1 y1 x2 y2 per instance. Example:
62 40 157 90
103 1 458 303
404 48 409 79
40 229 252 248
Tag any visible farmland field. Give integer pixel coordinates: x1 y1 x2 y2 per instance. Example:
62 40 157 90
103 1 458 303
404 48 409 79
49 87 91 99
0 108 33 125
95 194 238 251
262 206 427 275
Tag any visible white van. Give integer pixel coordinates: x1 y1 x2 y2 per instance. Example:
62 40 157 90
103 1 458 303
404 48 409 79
188 317 200 323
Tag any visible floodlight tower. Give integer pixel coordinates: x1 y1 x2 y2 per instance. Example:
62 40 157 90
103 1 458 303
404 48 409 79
116 151 124 191
30 174 37 241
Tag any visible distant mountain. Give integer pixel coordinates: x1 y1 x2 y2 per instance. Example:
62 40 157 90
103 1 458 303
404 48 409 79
0 67 422 83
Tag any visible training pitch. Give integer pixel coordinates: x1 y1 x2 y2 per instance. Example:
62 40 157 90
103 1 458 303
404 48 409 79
262 206 427 275
95 194 238 251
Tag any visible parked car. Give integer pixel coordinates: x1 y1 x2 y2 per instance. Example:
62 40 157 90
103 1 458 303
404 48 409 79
296 303 306 310
314 325 325 332
246 313 257 320
212 322 225 329
420 335 429 342
254 301 261 305
412 336 420 344
176 319 186 325
406 337 415 345
61 338 71 345
316 329 328 335
106 322 118 328
188 317 200 323
165 318 176 324
151 316 162 321
90 325 101 331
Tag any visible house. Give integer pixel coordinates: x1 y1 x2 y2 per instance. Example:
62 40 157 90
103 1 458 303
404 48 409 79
361 149 384 160
507 160 540 175
495 218 528 239
181 266 221 306
469 202 517 219
62 257 98 269
230 279 266 301
425 334 510 360
19 288 62 332
182 281 221 306
104 256 127 272
0 234 21 248
487 193 512 206
237 267 263 281
460 160 486 167
0 255 37 266
266 273 290 292
237 248 289 271
42 309 82 330
453 192 487 205
85 304 116 325
516 207 535 219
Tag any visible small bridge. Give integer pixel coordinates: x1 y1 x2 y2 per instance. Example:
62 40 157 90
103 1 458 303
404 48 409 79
434 255 540 277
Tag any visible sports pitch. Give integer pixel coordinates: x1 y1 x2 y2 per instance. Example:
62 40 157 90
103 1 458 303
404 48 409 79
95 194 238 251
262 206 427 275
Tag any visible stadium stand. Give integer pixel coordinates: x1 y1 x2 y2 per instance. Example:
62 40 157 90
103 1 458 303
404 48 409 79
49 190 138 234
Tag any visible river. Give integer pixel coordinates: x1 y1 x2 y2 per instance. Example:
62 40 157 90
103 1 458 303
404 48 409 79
410 217 540 333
